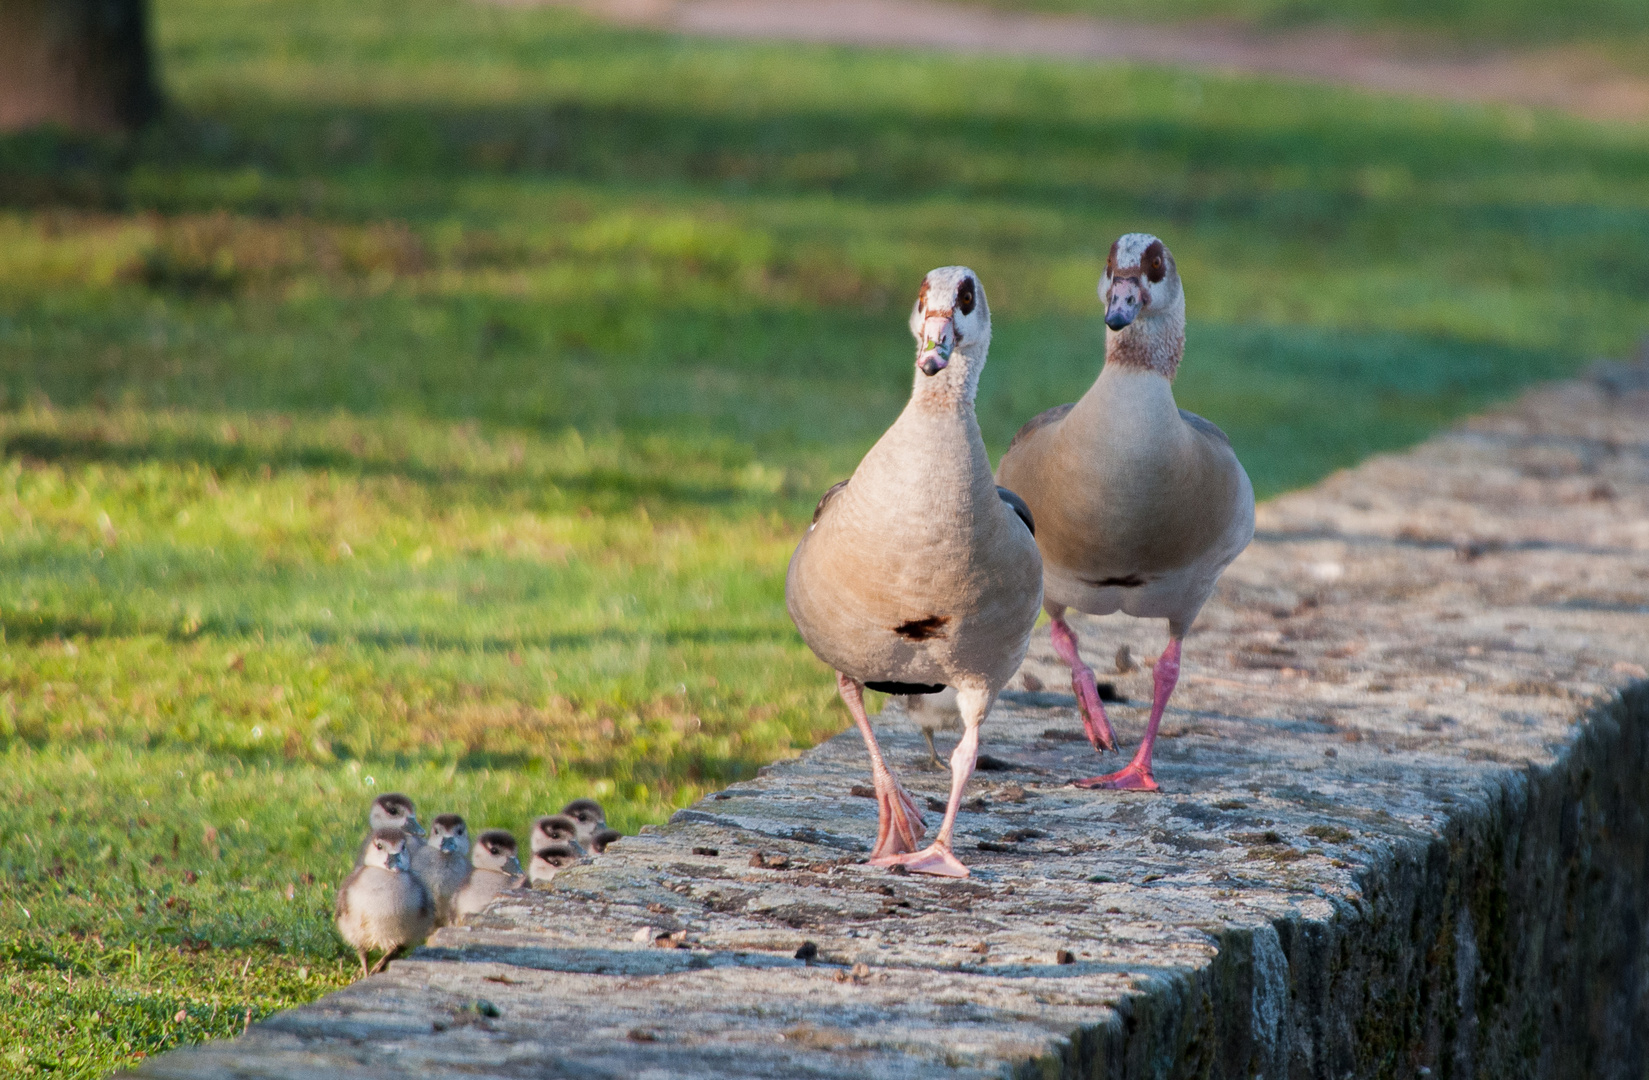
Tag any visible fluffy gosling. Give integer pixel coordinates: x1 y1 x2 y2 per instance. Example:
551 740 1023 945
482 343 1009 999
335 828 433 977
450 829 524 923
411 813 471 926
355 792 426 866
530 814 585 854
528 841 583 886
559 799 606 849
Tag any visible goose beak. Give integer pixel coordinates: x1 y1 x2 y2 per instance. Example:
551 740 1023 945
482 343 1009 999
405 816 426 838
1103 278 1142 331
916 314 955 376
504 855 523 875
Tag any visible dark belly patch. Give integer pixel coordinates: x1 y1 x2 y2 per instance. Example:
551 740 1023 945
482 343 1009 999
894 615 950 641
866 681 946 694
1088 574 1147 589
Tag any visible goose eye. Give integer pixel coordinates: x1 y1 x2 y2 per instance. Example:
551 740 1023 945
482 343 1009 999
956 279 975 316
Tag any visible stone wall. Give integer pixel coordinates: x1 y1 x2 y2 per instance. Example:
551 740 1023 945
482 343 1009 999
133 371 1649 1079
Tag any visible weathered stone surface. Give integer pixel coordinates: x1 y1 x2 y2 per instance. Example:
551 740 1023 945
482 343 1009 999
132 371 1649 1079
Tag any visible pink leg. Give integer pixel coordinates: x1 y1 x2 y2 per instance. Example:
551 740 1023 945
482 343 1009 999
1048 607 1116 753
1073 637 1181 792
874 688 987 878
838 674 925 857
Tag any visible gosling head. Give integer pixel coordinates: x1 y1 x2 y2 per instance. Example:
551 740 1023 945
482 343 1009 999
558 799 606 845
429 814 469 856
531 814 583 851
528 841 584 885
472 830 522 875
589 827 623 855
360 828 414 872
367 793 425 839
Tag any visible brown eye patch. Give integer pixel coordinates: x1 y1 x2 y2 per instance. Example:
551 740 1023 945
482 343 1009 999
916 278 929 310
956 277 975 316
1143 240 1166 283
1105 241 1119 277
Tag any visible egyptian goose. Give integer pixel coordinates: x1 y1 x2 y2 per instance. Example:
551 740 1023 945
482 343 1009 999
528 841 584 885
559 799 606 849
451 829 524 922
354 792 425 865
530 814 585 855
786 267 1043 877
410 813 471 926
996 233 1254 790
335 828 434 977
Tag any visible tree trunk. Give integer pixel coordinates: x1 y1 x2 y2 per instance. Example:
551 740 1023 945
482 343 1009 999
0 0 161 133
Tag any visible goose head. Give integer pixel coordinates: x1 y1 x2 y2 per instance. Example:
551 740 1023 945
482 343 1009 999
910 266 991 398
558 799 606 845
1099 234 1185 376
532 814 583 851
367 793 425 839
473 829 523 875
429 814 470 856
1100 234 1181 331
361 828 414 872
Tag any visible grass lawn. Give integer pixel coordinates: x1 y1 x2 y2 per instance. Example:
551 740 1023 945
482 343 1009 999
965 0 1649 45
2 0 1647 1074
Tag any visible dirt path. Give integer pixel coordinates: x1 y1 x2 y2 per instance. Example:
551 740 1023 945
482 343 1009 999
503 0 1649 123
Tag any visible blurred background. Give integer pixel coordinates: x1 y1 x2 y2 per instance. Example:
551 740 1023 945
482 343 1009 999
1 0 1645 1073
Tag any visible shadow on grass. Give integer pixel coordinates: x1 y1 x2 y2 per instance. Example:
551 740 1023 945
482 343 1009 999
0 607 782 650
0 430 782 510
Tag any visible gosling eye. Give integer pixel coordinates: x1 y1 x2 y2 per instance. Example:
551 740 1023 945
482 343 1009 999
956 278 975 316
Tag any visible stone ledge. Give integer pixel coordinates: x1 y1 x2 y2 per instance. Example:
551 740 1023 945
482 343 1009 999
132 372 1649 1079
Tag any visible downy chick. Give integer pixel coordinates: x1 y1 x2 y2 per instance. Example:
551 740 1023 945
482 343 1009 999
558 799 606 849
528 841 583 886
530 814 586 856
410 813 470 926
355 792 426 866
450 829 524 923
335 828 433 977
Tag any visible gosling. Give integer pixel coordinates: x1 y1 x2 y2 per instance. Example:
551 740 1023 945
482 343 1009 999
528 841 583 886
530 814 585 855
355 792 426 865
450 830 524 923
411 813 471 926
335 828 433 977
559 799 606 849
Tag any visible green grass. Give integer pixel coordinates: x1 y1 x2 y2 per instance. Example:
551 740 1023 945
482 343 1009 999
961 0 1649 45
1 0 1647 1074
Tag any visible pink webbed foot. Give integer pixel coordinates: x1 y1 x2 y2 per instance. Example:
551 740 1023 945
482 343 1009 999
870 777 927 859
1072 762 1159 792
871 842 969 878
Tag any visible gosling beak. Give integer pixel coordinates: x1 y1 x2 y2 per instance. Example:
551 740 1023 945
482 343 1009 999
442 836 462 853
504 855 523 875
388 849 409 871
1103 277 1142 331
404 816 426 838
916 313 955 376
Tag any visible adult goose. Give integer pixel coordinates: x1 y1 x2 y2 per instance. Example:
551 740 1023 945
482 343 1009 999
786 267 1043 876
997 234 1253 791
